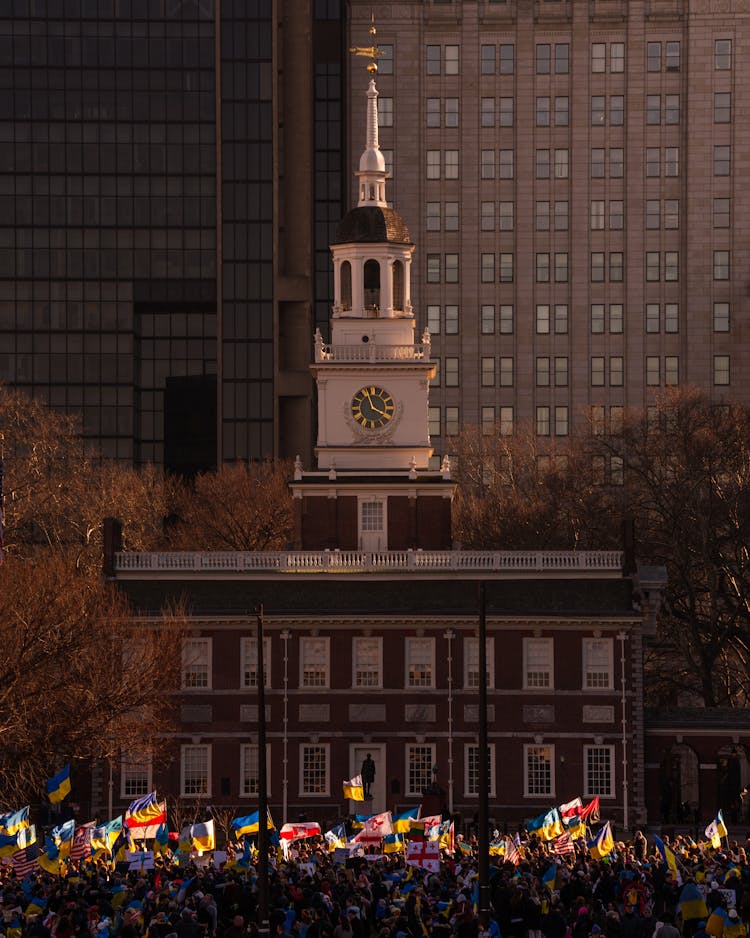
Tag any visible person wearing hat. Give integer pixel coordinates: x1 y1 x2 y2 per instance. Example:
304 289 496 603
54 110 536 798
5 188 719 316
725 910 747 938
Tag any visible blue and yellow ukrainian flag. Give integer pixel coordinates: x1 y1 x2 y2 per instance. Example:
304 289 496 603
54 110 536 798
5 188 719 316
392 808 419 834
46 765 71 804
231 809 275 837
587 821 615 860
653 833 680 881
527 807 564 841
0 807 29 836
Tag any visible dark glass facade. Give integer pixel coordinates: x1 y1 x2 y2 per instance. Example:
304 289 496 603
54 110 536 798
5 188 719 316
0 0 344 470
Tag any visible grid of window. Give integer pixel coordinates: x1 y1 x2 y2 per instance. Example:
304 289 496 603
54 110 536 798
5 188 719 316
406 637 434 688
181 744 210 797
407 745 435 796
583 638 613 689
464 636 494 688
301 745 328 795
525 745 553 797
524 637 553 689
121 753 151 799
240 744 260 797
240 637 270 688
182 638 211 689
466 744 496 797
300 637 329 688
585 746 613 797
353 637 382 688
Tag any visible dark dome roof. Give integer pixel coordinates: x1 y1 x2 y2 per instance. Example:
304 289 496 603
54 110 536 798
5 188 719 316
334 206 411 245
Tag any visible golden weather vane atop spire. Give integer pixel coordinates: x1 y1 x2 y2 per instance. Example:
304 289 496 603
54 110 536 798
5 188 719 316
349 11 382 74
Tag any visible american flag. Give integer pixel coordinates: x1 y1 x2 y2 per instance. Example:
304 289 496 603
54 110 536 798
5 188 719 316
71 822 94 862
552 832 575 856
12 842 39 877
505 836 521 865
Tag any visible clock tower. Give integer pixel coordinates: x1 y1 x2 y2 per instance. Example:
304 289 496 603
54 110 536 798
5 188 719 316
291 70 454 552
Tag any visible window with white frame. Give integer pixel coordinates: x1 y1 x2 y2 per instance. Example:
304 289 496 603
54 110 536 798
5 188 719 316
464 636 495 689
240 744 271 797
407 744 435 796
353 636 382 688
181 743 210 797
182 637 211 689
583 638 613 689
524 637 553 689
584 745 614 797
300 744 329 795
300 637 330 688
525 744 553 797
466 743 496 797
406 637 435 688
240 636 270 688
121 752 151 799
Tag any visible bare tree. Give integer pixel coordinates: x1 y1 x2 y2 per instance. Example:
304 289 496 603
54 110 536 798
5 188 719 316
167 460 294 551
0 552 184 806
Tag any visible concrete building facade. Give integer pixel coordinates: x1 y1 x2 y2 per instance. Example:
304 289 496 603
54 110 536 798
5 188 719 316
346 0 750 463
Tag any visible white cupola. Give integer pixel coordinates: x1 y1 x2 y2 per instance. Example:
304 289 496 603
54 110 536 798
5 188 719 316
356 80 388 208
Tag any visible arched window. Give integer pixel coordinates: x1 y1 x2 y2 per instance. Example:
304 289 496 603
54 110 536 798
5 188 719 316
340 261 352 310
364 259 380 310
392 260 404 311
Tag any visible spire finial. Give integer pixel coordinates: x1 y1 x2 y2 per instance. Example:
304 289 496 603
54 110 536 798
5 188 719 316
349 12 382 74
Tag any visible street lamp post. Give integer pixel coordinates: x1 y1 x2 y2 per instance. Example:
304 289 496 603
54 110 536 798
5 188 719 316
478 582 491 929
256 606 269 936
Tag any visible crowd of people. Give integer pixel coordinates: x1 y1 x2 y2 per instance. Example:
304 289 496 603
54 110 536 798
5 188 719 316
1 832 750 938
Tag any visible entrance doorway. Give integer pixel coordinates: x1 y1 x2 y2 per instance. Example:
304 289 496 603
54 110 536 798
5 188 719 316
349 743 386 815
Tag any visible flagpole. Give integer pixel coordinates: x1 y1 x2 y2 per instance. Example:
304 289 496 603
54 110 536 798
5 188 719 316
478 581 491 929
256 606 269 937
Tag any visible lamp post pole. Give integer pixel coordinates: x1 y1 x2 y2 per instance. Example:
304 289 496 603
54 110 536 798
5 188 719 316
256 606 269 936
478 581 491 929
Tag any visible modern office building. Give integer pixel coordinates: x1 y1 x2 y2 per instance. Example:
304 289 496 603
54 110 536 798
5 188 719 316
0 0 345 472
346 0 750 463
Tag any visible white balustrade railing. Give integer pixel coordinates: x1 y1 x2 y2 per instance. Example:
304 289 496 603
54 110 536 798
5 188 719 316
315 343 429 363
113 549 623 574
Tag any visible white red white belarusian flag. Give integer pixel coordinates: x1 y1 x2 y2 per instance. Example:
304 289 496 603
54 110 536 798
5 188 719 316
279 822 322 842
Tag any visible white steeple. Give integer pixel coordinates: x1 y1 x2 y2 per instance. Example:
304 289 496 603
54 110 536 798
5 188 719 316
355 79 388 208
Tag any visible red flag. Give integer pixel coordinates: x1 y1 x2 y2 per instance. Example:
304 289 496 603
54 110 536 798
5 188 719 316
579 797 600 823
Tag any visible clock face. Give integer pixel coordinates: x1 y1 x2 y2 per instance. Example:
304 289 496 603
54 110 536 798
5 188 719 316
351 385 395 429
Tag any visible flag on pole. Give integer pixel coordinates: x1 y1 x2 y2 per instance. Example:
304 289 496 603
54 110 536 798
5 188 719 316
678 882 709 921
392 808 419 833
527 807 564 841
653 833 681 883
504 836 522 865
125 792 166 829
355 811 393 841
231 809 275 837
324 824 346 850
12 842 39 877
559 798 583 821
179 820 215 853
50 819 75 859
343 775 364 801
91 817 123 855
71 822 94 862
0 807 29 836
542 864 559 890
587 821 614 860
579 797 600 823
279 822 322 843
405 838 440 872
46 765 71 804
705 810 728 849
552 832 575 856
